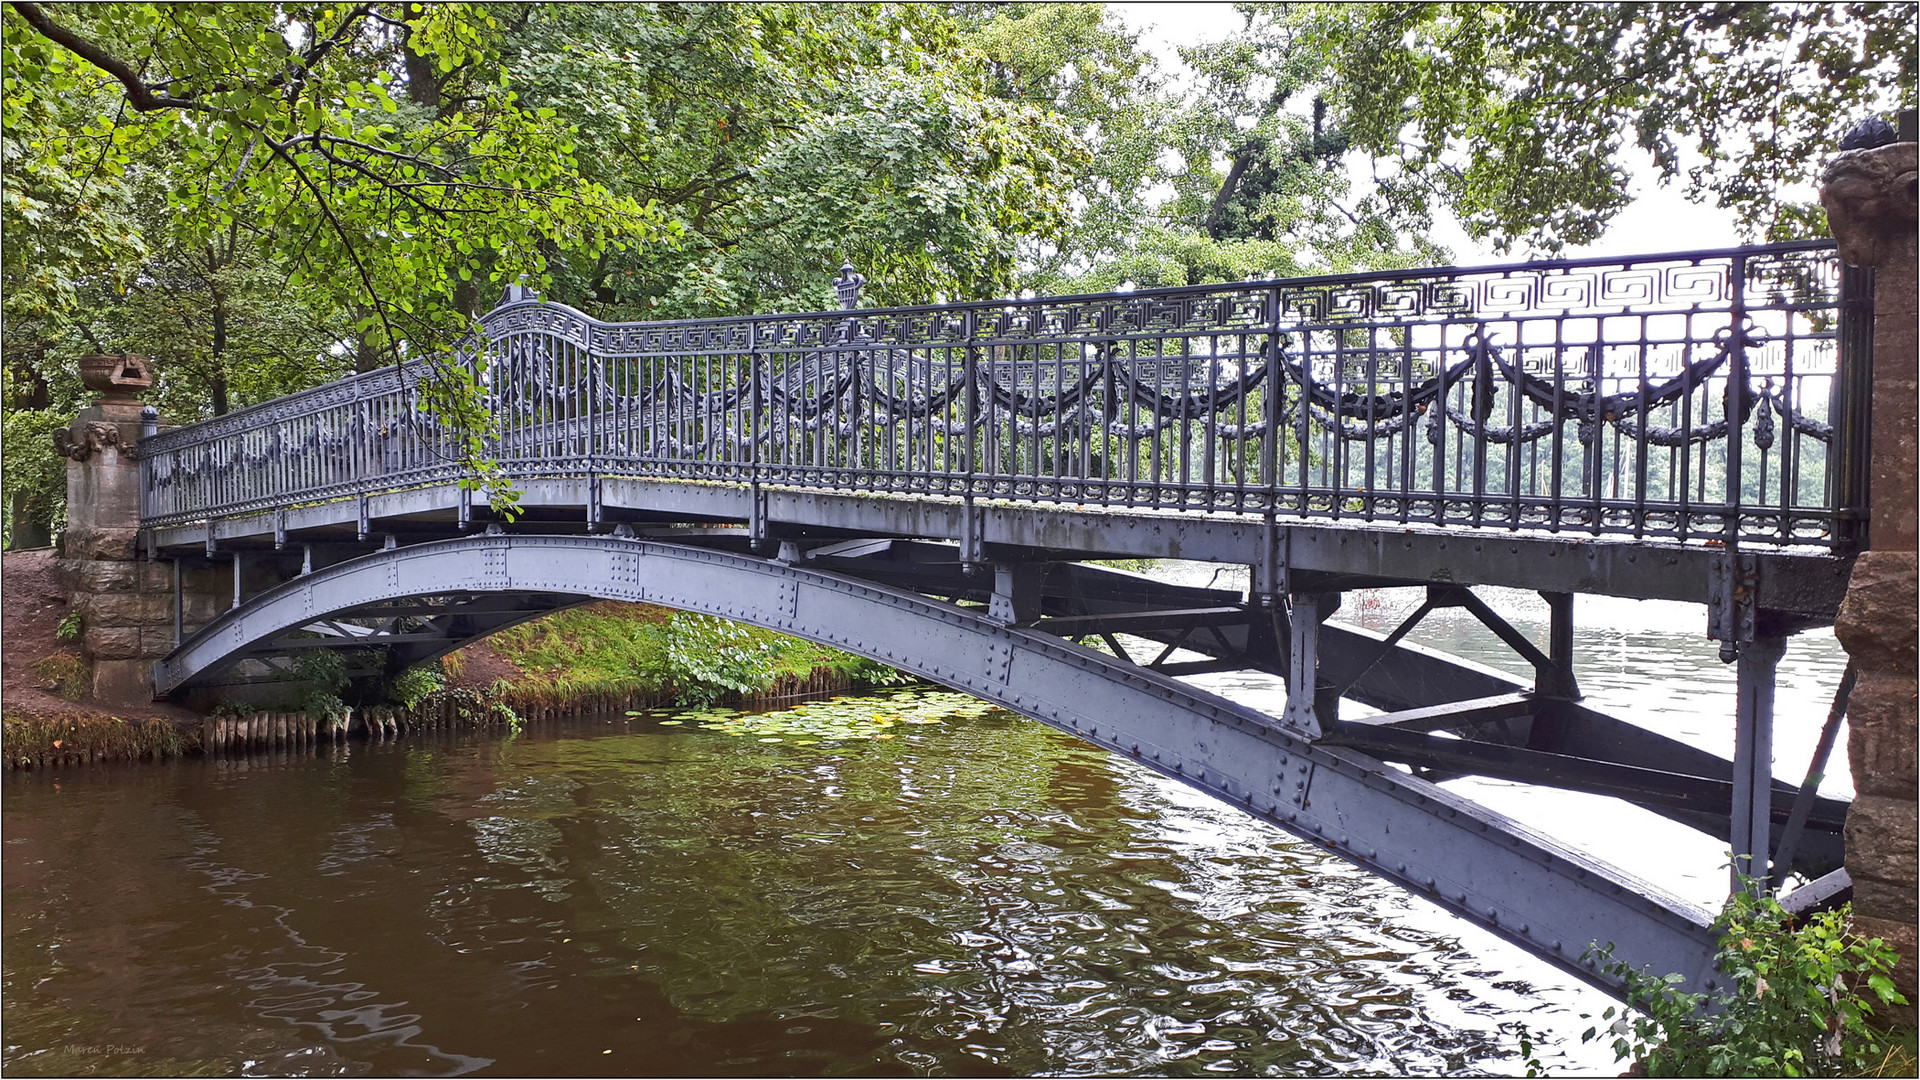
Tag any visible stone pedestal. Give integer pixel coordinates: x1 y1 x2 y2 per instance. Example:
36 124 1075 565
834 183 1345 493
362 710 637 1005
1820 138 1919 1010
50 355 176 703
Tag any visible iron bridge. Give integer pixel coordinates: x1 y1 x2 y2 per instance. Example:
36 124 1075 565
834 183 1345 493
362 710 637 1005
136 241 1872 1002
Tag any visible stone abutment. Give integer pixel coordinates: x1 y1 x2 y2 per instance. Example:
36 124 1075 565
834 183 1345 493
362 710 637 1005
1821 130 1920 1008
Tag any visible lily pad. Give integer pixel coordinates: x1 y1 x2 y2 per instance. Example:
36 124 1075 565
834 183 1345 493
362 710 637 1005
680 687 1013 746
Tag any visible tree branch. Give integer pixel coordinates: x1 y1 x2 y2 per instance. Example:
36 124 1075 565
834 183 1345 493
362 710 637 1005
1204 141 1261 240
10 1 215 113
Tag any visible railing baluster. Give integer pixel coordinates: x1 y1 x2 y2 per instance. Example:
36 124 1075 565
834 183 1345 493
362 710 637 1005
1725 254 1750 545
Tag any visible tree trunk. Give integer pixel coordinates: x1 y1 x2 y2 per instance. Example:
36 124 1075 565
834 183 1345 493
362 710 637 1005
209 293 231 415
1205 145 1256 240
353 331 383 375
401 6 445 112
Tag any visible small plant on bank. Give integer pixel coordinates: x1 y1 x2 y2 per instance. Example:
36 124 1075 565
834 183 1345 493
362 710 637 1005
487 678 524 732
54 610 82 641
384 664 446 709
413 684 522 732
301 691 350 725
1581 885 1907 1077
845 656 917 687
292 651 353 724
31 655 90 701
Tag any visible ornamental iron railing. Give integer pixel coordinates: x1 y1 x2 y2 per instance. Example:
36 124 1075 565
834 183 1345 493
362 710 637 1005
139 241 1869 549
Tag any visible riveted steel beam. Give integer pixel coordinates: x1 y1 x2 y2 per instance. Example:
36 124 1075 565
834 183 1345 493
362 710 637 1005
142 478 1856 621
1339 692 1535 733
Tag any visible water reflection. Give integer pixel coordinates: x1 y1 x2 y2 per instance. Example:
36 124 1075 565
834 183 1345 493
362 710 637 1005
4 702 1622 1077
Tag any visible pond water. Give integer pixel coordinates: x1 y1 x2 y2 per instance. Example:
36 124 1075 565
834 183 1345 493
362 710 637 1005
2 582 1850 1077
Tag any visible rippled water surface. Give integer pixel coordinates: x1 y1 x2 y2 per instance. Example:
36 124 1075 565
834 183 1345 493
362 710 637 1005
4 583 1850 1077
6 701 1626 1076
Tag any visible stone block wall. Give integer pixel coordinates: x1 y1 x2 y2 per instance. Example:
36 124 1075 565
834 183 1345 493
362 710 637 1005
1821 137 1919 1008
55 556 226 703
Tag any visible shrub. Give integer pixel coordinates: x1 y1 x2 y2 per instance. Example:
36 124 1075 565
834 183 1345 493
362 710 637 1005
301 691 349 724
1583 886 1908 1077
665 612 781 704
1 408 71 545
384 664 446 709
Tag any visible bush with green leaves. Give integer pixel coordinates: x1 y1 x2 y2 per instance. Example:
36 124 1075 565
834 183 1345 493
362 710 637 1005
384 664 446 710
844 657 917 688
289 650 352 723
664 612 782 705
1583 887 1908 1077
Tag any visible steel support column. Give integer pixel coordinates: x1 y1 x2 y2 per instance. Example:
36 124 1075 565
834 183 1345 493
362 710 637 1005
1732 634 1787 891
1541 591 1580 699
989 562 1043 626
1285 593 1333 737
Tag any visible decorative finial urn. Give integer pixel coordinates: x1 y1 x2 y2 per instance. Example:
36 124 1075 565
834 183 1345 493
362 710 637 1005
76 353 154 405
833 263 866 310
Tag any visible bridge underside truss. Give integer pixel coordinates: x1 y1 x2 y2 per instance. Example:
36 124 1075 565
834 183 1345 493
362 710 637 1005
154 532 1850 1001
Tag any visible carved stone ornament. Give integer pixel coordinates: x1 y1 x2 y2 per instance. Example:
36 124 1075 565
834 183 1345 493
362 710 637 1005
52 420 124 461
1819 142 1919 268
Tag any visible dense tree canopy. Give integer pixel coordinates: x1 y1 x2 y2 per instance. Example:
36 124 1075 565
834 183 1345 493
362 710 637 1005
4 1 1912 541
1317 1 1917 251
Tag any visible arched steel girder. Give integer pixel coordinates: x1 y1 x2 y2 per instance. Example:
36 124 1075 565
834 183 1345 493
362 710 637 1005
154 533 1724 1000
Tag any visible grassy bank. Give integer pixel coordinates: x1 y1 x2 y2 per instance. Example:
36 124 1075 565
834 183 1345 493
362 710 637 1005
467 601 909 713
3 710 201 769
4 601 911 767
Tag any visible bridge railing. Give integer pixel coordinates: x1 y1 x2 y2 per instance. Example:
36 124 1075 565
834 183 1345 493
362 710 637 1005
140 241 1867 549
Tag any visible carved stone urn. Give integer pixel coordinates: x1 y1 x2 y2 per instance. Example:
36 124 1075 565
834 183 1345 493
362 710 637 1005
76 353 154 404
